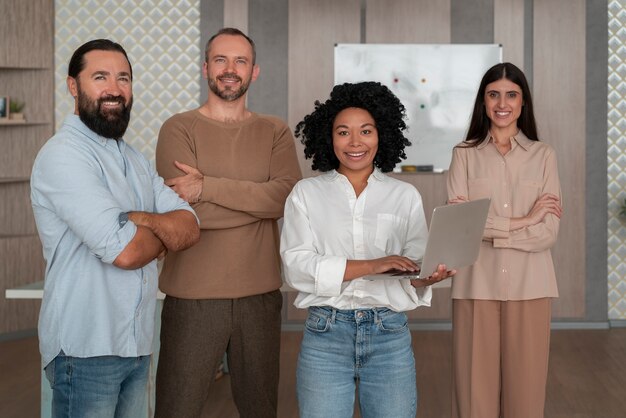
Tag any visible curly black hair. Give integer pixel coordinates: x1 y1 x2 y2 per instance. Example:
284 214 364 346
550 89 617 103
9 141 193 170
295 81 410 173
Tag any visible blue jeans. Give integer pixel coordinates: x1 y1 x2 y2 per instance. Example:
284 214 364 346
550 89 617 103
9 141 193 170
297 306 417 418
44 352 150 418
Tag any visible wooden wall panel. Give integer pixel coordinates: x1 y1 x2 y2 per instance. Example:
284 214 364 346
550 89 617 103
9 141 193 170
365 0 450 44
494 0 525 68
0 0 53 68
0 182 37 236
0 125 50 178
366 0 451 43
0 0 53 335
288 0 361 178
223 0 248 33
534 0 586 318
0 236 44 333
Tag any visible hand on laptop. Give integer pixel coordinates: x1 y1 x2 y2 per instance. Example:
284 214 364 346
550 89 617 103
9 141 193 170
411 264 456 288
369 256 420 275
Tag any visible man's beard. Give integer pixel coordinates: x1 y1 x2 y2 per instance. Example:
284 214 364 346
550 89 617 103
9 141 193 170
208 72 251 102
77 89 132 140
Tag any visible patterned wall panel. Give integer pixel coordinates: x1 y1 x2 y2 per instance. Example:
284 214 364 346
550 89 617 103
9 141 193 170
54 0 201 161
608 1 626 320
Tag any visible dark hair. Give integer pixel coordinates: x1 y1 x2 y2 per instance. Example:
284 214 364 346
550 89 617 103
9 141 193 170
68 39 132 80
295 81 410 173
204 27 256 65
462 62 538 147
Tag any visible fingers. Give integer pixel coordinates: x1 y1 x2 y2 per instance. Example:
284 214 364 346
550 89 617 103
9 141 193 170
173 160 191 173
448 196 468 204
427 264 457 281
373 256 419 274
388 256 419 272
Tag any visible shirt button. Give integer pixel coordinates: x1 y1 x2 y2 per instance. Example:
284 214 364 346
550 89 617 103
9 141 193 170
502 268 507 273
504 203 509 208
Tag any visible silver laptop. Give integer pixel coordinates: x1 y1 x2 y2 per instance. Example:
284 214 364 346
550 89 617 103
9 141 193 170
364 198 490 280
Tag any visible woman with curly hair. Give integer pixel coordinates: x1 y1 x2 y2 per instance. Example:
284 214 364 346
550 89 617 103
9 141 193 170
280 81 455 418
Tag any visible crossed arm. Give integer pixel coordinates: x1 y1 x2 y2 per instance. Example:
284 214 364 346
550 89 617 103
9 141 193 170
113 210 199 270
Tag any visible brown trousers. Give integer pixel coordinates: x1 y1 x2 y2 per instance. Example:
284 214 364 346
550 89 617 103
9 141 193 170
452 298 551 418
154 290 283 418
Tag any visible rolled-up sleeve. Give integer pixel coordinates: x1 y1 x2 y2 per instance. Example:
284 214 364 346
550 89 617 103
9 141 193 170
31 143 136 264
280 187 346 297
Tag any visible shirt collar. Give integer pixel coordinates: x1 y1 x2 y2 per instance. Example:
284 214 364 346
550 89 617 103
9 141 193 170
63 114 126 149
325 167 387 182
477 131 535 151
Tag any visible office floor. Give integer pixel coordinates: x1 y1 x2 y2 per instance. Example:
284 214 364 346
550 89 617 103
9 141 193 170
1 329 625 418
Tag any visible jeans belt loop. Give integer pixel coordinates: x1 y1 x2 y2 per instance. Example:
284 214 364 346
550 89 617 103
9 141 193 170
330 308 337 324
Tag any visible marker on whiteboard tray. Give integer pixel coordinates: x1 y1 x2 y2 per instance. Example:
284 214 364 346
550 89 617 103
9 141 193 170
416 165 434 172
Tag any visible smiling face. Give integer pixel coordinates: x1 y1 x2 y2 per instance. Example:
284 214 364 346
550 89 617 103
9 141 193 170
204 34 259 102
67 50 133 139
484 78 523 137
332 107 379 178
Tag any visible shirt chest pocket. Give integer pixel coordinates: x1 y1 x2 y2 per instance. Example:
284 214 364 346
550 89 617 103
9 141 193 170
374 213 408 255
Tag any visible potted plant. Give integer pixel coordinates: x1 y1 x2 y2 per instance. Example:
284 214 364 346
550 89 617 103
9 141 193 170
9 99 25 121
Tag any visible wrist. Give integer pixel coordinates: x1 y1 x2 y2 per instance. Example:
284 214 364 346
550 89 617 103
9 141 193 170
128 211 150 228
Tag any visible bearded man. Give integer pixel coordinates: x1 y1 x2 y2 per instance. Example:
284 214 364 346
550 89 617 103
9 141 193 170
30 39 199 418
153 28 302 418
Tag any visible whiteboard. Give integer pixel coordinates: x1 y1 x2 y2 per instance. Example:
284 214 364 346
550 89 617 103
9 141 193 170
334 44 502 171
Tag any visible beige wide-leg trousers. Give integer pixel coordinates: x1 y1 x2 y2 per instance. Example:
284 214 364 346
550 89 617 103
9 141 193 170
452 298 551 418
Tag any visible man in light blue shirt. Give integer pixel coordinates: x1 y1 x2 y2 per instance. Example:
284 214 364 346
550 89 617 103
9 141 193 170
30 39 199 418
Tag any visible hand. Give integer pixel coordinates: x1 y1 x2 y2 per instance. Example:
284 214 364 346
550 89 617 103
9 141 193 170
525 193 562 226
368 256 420 275
165 161 203 203
411 264 456 288
448 196 467 204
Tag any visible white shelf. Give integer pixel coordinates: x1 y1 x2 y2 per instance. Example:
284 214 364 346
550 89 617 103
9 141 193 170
5 280 168 300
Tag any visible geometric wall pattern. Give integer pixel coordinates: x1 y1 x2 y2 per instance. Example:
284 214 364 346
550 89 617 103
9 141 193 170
54 0 201 162
608 0 626 319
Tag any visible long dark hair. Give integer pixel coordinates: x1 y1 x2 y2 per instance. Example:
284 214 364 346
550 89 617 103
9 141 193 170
462 62 538 147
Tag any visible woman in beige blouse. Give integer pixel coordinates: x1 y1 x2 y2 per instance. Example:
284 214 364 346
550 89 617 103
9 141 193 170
447 62 562 418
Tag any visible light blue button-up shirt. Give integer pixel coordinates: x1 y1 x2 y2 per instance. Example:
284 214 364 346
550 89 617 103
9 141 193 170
31 115 194 367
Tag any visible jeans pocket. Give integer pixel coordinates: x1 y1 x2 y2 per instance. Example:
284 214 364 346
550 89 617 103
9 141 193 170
377 311 408 334
44 358 56 388
304 311 331 333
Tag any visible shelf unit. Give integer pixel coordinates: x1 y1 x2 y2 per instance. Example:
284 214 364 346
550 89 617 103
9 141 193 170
0 0 53 334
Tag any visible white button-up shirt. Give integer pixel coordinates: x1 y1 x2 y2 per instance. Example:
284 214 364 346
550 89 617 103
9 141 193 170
280 169 431 311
